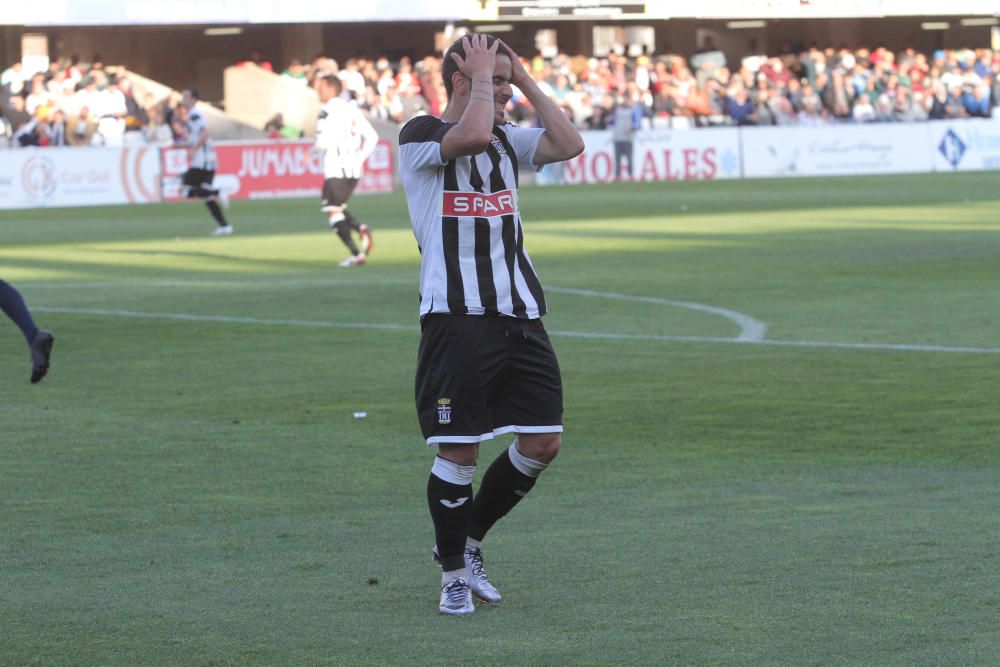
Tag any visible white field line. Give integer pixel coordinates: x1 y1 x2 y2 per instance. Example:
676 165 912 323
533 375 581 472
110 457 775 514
546 285 767 341
23 280 767 341
33 306 413 332
32 306 1000 355
20 279 414 289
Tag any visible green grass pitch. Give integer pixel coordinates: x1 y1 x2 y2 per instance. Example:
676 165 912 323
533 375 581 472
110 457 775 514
2 173 999 665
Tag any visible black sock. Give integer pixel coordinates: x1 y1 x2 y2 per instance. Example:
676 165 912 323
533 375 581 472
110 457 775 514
343 209 362 232
332 220 360 255
427 471 473 572
0 279 40 345
468 448 538 542
205 200 227 225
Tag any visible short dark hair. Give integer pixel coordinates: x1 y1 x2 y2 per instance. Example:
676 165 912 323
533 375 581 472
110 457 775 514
319 74 342 94
442 33 503 100
184 87 200 101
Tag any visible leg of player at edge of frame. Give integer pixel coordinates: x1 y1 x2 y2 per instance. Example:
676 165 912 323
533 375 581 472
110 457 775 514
0 278 55 384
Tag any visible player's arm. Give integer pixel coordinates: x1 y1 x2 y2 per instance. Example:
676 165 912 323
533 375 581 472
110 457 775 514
357 110 379 163
313 110 329 153
188 115 209 156
193 127 209 151
439 35 499 161
501 41 584 166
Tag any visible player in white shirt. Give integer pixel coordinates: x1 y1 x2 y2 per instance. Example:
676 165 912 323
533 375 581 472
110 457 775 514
179 88 232 236
314 74 378 266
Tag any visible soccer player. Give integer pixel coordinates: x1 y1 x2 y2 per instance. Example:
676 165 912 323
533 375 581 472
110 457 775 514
314 74 378 267
398 34 584 615
1 279 54 383
179 88 232 236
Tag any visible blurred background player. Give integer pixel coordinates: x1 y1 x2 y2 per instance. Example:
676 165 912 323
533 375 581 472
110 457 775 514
314 74 377 267
179 88 232 236
1 279 54 383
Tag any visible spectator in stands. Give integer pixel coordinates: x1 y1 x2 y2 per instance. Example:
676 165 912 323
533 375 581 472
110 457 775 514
242 49 273 72
962 83 991 117
144 104 173 145
263 112 302 138
725 82 755 125
852 93 877 122
582 93 612 129
67 105 95 145
4 93 31 138
118 75 148 139
25 73 50 116
1 61 23 90
281 58 309 86
264 115 282 139
46 109 68 146
91 74 128 146
338 58 367 101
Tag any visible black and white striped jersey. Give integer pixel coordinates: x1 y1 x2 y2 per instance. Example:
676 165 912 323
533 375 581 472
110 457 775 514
400 115 547 320
316 97 378 179
186 108 217 170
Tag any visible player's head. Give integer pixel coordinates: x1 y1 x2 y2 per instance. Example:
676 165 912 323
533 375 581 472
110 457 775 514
442 33 512 125
316 73 343 102
181 87 200 108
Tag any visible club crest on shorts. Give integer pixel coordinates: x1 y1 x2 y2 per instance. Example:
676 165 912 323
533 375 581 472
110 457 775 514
436 398 452 425
490 136 507 156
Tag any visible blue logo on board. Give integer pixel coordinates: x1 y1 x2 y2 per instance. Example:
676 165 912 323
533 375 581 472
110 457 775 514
938 128 966 168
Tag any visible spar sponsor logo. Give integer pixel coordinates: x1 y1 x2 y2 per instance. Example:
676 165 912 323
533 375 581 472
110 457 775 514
21 155 58 201
442 189 517 217
237 144 322 178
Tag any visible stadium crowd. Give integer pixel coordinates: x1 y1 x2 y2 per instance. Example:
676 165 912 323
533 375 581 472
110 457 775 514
2 42 999 148
342 42 1000 129
0 55 182 148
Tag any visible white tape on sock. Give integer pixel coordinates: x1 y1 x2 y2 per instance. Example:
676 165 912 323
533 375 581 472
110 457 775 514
508 442 547 478
431 456 476 486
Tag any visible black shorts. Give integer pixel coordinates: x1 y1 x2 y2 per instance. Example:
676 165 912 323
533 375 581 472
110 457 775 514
415 315 564 445
182 168 215 195
321 177 359 211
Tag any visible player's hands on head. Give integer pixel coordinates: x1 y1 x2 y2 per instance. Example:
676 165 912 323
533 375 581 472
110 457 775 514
498 40 529 87
450 34 499 83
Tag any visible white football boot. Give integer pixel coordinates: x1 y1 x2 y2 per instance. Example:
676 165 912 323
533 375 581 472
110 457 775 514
337 254 366 267
433 546 501 604
438 577 475 616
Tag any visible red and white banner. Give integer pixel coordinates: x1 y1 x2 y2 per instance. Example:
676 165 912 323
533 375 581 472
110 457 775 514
160 139 394 202
0 146 160 209
561 127 742 185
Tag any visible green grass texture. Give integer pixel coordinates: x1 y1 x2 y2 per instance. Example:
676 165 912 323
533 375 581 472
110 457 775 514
2 173 999 665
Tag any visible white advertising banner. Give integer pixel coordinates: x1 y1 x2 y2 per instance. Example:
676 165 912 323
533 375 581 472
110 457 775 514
562 127 742 185
0 146 161 209
928 119 1000 173
742 124 935 178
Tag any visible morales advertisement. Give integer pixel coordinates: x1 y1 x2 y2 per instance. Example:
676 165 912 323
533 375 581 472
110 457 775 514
557 127 742 185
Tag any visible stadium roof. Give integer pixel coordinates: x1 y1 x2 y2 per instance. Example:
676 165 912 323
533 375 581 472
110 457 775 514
4 0 997 26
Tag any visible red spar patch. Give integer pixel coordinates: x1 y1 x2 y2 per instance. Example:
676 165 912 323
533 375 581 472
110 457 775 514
442 190 517 217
